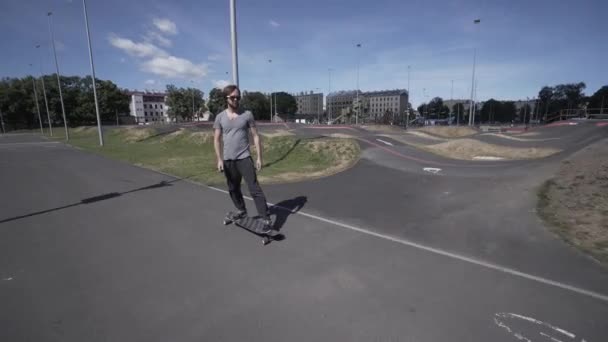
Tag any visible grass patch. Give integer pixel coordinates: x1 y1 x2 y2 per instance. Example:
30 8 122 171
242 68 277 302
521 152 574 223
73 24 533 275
46 126 359 185
420 138 560 160
537 139 608 267
418 126 478 138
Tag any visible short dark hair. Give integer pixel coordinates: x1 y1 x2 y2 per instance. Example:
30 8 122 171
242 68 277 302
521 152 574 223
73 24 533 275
222 84 239 97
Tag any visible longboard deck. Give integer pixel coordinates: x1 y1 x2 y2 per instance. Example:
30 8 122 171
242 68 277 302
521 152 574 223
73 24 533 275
223 214 277 245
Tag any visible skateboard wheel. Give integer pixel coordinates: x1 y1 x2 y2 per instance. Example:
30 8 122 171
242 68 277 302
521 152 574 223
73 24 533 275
262 237 270 245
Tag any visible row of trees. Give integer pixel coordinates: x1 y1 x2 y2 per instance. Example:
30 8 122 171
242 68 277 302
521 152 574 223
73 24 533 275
416 83 607 124
166 85 299 122
0 75 129 130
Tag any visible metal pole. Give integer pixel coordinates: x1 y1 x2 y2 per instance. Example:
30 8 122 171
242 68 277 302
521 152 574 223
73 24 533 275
36 44 52 136
450 80 454 124
601 96 604 114
82 0 103 146
190 80 195 119
468 48 476 126
268 60 272 121
47 12 69 140
406 65 410 129
328 68 332 124
355 43 361 125
0 109 5 134
229 0 239 86
469 19 480 126
30 68 44 134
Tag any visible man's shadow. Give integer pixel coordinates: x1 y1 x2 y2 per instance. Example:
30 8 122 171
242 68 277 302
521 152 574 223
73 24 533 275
267 196 308 239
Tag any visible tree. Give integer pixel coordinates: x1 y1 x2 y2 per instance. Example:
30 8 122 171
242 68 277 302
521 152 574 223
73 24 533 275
166 85 205 122
588 85 608 111
273 92 297 117
518 104 532 123
501 101 517 123
427 97 449 119
207 88 227 115
417 103 428 119
452 103 465 124
481 99 501 123
97 80 129 122
241 91 270 120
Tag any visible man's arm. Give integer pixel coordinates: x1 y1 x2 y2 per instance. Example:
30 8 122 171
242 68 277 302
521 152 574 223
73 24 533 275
214 128 224 171
251 126 263 170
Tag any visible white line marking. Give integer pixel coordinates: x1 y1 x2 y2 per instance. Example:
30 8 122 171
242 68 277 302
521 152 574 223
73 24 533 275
376 138 394 146
206 185 608 303
494 313 579 341
473 156 505 161
3 277 13 281
423 167 442 174
541 332 564 342
508 313 576 339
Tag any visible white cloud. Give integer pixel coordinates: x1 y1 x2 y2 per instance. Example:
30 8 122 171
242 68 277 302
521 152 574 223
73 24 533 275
145 31 172 48
144 79 156 85
108 35 168 58
207 54 221 61
153 18 178 35
142 56 208 79
269 20 280 28
214 80 230 89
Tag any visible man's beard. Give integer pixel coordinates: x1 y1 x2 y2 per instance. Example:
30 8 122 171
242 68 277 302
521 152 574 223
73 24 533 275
228 102 239 111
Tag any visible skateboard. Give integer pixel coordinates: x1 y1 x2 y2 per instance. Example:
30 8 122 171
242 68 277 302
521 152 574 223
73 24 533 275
223 211 276 245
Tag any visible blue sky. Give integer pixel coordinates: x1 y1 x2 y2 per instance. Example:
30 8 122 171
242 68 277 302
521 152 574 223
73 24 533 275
2 0 607 107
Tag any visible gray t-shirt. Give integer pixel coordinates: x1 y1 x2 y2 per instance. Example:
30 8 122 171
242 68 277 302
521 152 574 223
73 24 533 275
213 110 256 160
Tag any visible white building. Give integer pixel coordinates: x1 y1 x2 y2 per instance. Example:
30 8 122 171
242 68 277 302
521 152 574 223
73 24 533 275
364 89 409 119
295 91 323 116
128 91 170 124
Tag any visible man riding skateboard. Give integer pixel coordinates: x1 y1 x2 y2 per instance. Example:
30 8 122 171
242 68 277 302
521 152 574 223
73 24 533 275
214 84 272 233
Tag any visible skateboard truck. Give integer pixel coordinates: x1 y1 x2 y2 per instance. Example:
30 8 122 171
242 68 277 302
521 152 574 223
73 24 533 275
223 211 275 245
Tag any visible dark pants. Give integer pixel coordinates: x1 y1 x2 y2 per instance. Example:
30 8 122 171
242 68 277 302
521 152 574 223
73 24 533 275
223 157 269 219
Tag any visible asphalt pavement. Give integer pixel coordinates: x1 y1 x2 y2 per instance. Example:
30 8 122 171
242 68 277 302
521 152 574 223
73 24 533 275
1 123 607 341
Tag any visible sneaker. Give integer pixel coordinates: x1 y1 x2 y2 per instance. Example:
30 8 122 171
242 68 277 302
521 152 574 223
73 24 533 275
231 210 247 220
259 218 273 233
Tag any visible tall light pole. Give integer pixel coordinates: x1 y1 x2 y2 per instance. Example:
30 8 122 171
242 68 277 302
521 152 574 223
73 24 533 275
468 18 481 126
406 65 411 129
0 109 5 134
355 43 361 125
229 0 239 86
36 44 52 136
47 11 69 140
268 59 273 121
328 68 332 124
450 80 454 125
190 80 196 120
82 0 103 146
29 64 44 134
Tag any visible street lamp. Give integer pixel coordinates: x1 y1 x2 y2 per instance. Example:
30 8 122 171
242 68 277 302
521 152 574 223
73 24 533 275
229 0 239 86
36 44 52 136
82 0 103 146
268 59 273 121
450 80 454 125
328 68 333 124
47 11 69 140
29 64 44 134
406 65 411 129
468 18 481 126
355 43 361 125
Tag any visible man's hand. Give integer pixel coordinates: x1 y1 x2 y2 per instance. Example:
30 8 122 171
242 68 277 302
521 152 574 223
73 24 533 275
217 160 224 172
256 158 262 171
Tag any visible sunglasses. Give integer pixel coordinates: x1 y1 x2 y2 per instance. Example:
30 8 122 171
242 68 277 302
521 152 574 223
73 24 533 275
227 96 241 101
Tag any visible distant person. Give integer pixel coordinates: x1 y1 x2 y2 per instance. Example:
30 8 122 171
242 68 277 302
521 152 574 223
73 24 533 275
213 84 271 231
